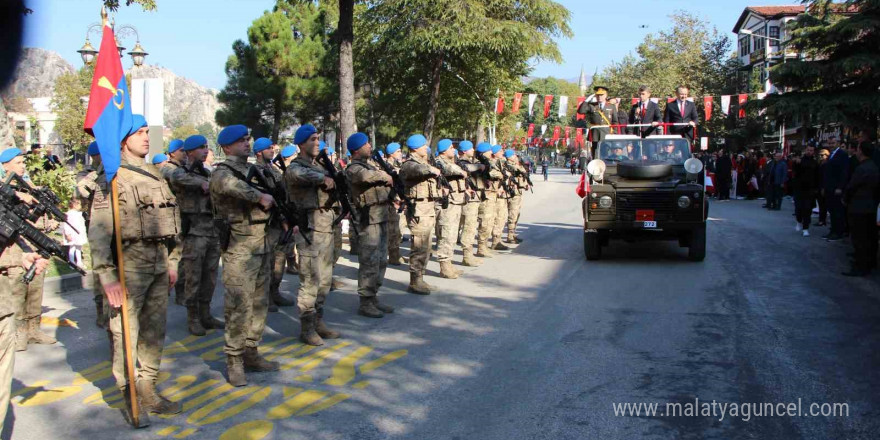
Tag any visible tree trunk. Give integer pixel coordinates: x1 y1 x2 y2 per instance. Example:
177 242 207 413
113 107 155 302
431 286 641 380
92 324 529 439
476 119 486 144
338 0 357 143
423 53 444 144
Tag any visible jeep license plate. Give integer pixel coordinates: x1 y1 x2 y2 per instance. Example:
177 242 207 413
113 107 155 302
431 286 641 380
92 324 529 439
643 221 657 228
636 209 654 221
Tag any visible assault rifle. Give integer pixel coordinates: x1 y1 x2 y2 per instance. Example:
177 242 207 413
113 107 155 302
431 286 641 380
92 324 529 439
428 156 451 209
317 150 359 233
1 176 87 283
247 165 310 245
6 173 80 234
507 162 534 193
478 154 516 197
372 151 415 223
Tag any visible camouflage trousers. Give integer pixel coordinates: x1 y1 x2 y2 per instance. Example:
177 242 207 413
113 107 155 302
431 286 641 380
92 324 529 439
507 194 523 237
477 194 498 246
270 241 292 296
0 310 13 432
459 201 481 252
182 235 221 308
333 223 343 264
174 259 186 302
9 267 46 321
492 196 510 240
408 212 436 276
436 203 463 262
108 270 169 389
222 251 270 356
387 205 402 256
296 230 334 315
357 222 388 298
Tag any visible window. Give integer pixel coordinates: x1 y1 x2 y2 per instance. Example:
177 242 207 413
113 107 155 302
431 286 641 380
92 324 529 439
769 26 780 47
739 36 751 57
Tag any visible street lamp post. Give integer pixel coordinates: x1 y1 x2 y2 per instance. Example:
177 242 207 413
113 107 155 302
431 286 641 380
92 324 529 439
77 22 148 67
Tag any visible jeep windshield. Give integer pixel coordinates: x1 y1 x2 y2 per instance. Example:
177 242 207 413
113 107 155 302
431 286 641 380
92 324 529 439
598 140 644 162
640 138 691 164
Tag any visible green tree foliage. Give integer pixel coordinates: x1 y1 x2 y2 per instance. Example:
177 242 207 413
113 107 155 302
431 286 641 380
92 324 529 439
764 0 879 133
357 0 571 143
102 0 157 11
216 0 335 141
24 154 77 210
171 124 198 141
51 65 95 155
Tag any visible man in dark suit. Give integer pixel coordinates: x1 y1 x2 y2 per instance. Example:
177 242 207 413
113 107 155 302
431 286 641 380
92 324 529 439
628 85 662 138
663 85 699 142
715 149 732 201
822 136 850 241
576 86 619 143
842 143 879 276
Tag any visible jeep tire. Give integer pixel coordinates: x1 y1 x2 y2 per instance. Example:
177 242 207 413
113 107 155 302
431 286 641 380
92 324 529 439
584 231 601 260
688 224 706 261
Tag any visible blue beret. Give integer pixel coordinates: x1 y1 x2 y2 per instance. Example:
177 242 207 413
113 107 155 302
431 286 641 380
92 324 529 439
347 132 370 152
218 125 248 146
253 137 273 153
504 149 515 158
127 114 148 137
476 142 492 153
406 134 427 149
491 144 502 154
458 140 473 151
0 148 22 164
168 139 184 153
87 141 100 156
437 139 453 153
280 145 297 158
184 135 208 151
151 153 168 165
294 124 317 145
386 143 401 154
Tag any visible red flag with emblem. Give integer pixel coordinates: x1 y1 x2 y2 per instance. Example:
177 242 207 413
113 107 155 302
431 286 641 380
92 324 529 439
703 96 713 121
552 126 560 141
543 95 553 118
512 93 523 113
527 123 535 138
738 94 748 119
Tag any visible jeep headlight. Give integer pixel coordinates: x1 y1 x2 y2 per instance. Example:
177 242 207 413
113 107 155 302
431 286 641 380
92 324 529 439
599 195 613 208
677 195 692 208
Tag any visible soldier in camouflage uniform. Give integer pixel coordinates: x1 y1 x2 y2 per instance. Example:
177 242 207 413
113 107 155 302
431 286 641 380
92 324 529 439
279 145 300 275
209 125 280 386
1 148 58 351
384 143 405 265
491 145 511 251
162 139 187 304
474 142 504 258
253 138 296 312
170 135 225 336
284 124 341 346
344 133 396 318
399 135 442 294
505 150 529 244
321 143 347 290
435 139 470 278
455 141 484 267
76 142 106 328
89 116 183 425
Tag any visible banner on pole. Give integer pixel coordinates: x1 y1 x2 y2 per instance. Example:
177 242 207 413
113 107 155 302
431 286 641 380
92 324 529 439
512 93 523 113
528 94 537 116
543 95 554 118
495 94 505 114
558 96 568 117
703 96 713 121
738 94 748 119
721 95 731 116
527 123 535 138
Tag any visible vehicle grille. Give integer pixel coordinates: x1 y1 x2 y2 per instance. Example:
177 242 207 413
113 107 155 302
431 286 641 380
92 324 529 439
616 191 675 221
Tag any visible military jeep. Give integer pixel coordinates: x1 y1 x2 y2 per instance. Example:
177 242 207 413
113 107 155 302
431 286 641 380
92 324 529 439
581 135 707 261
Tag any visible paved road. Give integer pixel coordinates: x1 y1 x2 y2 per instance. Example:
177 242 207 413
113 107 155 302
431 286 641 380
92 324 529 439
6 169 879 440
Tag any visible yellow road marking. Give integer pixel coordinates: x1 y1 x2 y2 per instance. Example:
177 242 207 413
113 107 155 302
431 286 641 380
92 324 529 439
158 376 197 398
267 390 327 419
166 335 225 356
298 393 351 416
11 381 50 398
360 349 408 374
191 386 272 426
162 378 222 402
186 386 261 425
352 381 370 389
156 426 179 436
280 342 352 372
264 343 315 361
219 420 274 440
324 346 374 386
40 316 78 328
173 428 198 438
159 383 235 419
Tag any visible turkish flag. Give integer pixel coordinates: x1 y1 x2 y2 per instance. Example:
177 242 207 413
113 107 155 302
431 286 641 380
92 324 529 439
512 93 523 113
575 128 584 148
495 95 505 114
703 96 713 121
576 172 590 198
543 95 554 118
576 96 586 120
552 126 561 141
564 126 571 142
738 94 748 119
527 123 535 138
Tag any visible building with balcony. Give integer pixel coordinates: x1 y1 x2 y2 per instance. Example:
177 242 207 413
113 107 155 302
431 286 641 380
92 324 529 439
732 5 805 94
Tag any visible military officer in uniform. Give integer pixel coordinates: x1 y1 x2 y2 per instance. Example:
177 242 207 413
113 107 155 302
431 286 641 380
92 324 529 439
344 133 396 317
210 125 280 386
253 137 296 311
576 86 619 143
170 135 225 336
399 134 442 294
279 145 300 275
475 142 504 258
1 148 58 352
89 115 183 424
320 142 347 290
385 142 405 265
455 141 483 266
161 138 185 181
490 145 511 251
435 139 469 278
505 149 529 244
285 124 342 346
76 141 106 328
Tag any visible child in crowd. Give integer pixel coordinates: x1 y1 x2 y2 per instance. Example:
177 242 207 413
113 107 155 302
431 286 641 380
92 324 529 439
63 198 87 268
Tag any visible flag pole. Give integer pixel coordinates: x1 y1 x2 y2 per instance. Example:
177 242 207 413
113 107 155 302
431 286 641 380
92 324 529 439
111 175 140 426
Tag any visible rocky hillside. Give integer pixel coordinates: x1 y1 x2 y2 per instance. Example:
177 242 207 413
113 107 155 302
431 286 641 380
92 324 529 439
4 47 75 99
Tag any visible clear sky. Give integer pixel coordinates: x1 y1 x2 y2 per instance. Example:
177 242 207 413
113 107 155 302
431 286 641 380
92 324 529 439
23 0 799 90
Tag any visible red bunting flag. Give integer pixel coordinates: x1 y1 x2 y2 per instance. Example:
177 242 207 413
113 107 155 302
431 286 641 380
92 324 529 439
631 97 639 106
512 93 523 113
703 96 713 121
543 95 554 118
552 126 561 141
527 123 535 138
738 94 748 119
667 97 676 104
564 126 571 142
575 128 585 148
576 96 586 121
495 94 505 114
